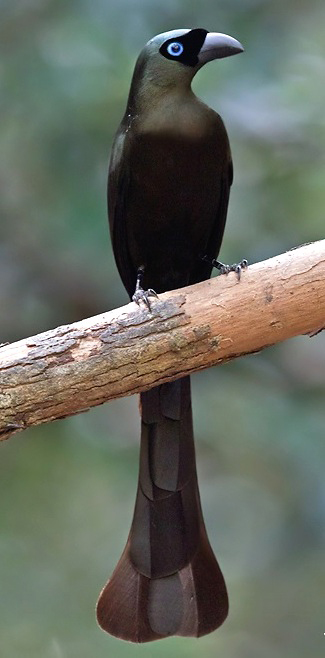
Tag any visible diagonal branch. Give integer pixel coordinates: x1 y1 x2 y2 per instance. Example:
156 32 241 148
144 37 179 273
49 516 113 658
0 240 324 441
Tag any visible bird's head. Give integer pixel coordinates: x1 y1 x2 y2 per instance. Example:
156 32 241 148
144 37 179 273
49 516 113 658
127 28 243 110
151 28 243 67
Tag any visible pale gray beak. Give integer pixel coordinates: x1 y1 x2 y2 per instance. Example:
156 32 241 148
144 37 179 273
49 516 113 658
198 32 244 63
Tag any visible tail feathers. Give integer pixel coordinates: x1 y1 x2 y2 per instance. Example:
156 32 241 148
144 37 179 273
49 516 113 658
96 528 228 642
129 474 201 579
97 378 228 642
96 541 161 643
178 528 229 637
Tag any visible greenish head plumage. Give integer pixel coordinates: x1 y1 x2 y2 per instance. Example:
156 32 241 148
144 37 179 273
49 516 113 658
126 28 243 112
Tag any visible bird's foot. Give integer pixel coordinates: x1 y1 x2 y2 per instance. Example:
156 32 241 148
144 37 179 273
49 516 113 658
132 286 158 311
133 266 158 310
211 258 248 280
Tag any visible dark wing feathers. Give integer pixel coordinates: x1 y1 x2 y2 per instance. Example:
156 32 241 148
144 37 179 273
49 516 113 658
189 157 233 285
108 127 137 299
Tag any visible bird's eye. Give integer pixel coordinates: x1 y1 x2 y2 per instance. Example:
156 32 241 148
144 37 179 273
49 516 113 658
166 41 184 56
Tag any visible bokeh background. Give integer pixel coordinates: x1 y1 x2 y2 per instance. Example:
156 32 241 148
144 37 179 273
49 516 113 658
0 1 324 657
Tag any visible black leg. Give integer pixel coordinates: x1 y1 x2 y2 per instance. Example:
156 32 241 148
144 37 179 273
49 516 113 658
132 266 158 310
201 255 248 281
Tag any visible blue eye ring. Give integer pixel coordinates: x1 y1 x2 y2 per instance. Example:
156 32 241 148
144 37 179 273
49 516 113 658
166 41 184 57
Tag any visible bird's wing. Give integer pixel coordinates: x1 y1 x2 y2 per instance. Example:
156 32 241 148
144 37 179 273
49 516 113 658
207 157 233 256
189 157 233 285
108 125 137 299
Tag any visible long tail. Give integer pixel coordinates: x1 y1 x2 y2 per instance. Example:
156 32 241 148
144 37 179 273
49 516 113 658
96 377 228 642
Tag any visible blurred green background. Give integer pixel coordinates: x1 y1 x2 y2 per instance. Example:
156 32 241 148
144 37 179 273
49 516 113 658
0 1 324 657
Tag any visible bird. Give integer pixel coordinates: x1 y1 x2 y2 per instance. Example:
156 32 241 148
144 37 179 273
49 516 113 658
96 27 244 642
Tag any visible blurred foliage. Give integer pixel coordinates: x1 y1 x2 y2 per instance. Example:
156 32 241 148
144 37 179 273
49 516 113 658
0 1 324 657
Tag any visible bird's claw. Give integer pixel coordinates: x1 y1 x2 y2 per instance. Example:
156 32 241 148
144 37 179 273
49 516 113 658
201 254 248 281
219 259 248 280
132 287 158 311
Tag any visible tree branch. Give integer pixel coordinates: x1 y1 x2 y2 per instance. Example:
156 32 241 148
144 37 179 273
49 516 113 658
1 240 324 441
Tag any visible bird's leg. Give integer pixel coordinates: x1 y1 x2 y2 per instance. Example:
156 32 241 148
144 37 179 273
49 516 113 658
132 266 158 310
201 254 248 281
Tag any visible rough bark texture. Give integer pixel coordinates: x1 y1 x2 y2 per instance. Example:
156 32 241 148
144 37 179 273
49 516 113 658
0 241 324 441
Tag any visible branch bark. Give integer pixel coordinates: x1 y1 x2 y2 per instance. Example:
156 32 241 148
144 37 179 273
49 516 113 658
1 240 324 441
